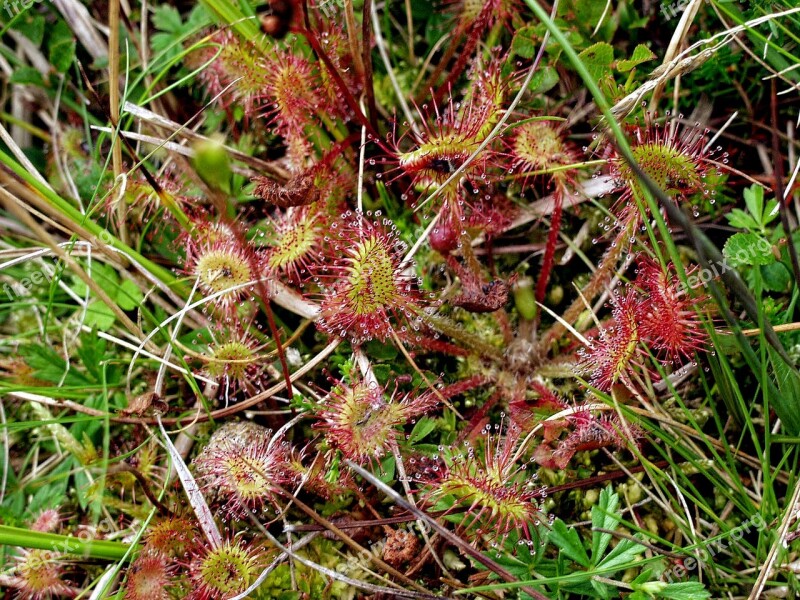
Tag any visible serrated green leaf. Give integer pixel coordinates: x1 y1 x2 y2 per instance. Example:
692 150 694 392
186 4 211 29
151 32 180 60
49 20 76 73
117 279 143 311
591 486 620 563
152 5 183 32
722 233 773 267
725 208 760 231
617 44 656 72
84 301 116 331
549 519 590 567
578 42 614 79
20 344 90 386
560 0 610 31
371 364 392 384
596 536 644 571
511 26 539 59
638 581 710 599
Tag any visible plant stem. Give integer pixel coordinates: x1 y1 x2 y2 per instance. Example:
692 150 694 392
0 525 132 561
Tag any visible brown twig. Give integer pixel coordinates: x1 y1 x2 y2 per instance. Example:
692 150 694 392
272 482 432 595
294 4 382 144
107 462 175 517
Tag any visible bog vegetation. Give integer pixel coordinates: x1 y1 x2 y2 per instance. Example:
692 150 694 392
1 0 800 599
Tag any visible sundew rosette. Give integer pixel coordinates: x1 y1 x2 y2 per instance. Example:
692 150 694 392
315 212 430 345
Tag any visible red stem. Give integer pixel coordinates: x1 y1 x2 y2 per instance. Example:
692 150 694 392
535 183 564 303
431 7 493 106
293 19 385 148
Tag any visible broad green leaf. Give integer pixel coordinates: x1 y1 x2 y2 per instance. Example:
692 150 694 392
84 301 116 331
151 32 179 59
763 199 780 226
117 279 143 311
363 339 398 360
549 519 590 567
75 333 106 382
186 3 211 29
743 184 764 224
9 67 45 87
528 66 559 94
377 454 396 483
511 26 539 59
617 44 656 72
49 20 76 73
192 136 232 194
371 364 392 384
578 42 614 79
72 262 120 298
559 0 612 36
760 262 791 292
15 14 45 45
408 417 437 443
722 233 773 267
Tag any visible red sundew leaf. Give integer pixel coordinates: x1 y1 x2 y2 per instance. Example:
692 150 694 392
533 442 571 470
540 419 570 444
252 171 320 208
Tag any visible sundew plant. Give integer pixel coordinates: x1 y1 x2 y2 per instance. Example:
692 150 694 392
2 0 800 599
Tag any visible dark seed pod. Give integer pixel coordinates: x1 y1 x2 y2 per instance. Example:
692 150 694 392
260 0 294 39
